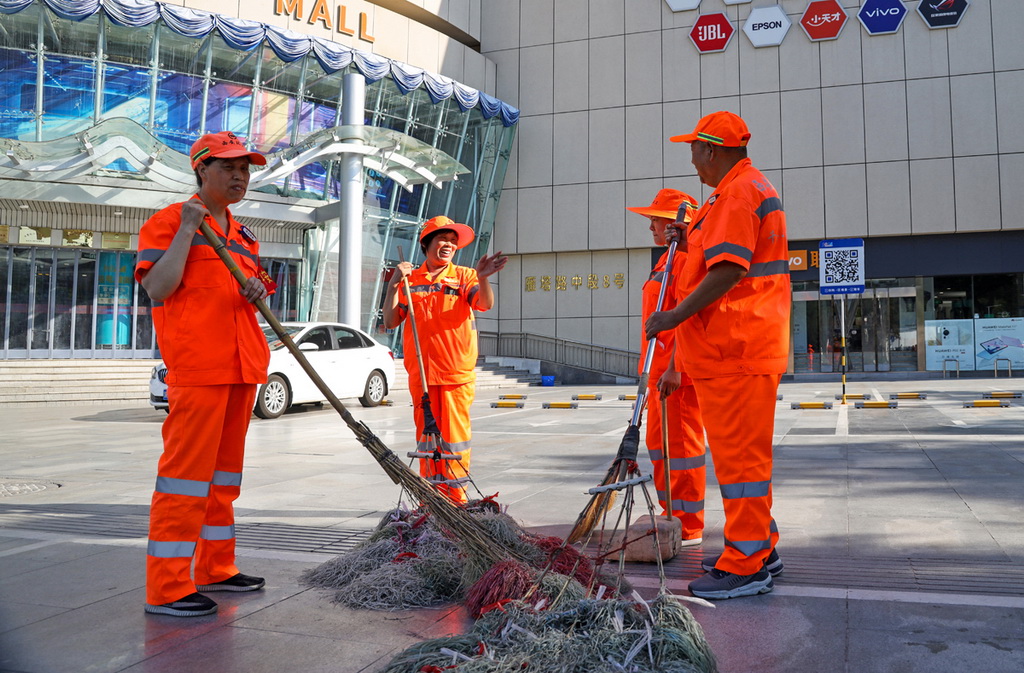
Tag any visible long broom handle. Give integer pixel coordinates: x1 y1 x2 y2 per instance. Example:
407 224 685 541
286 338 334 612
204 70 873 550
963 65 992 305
631 238 678 426
396 247 430 394
661 395 672 522
196 222 400 482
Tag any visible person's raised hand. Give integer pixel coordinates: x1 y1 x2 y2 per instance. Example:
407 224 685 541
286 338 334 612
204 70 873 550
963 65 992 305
476 251 508 279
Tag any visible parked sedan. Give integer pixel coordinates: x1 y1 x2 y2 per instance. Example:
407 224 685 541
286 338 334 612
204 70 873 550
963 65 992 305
149 322 395 419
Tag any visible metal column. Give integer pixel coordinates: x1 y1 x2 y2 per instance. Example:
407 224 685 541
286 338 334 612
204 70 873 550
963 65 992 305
337 72 366 327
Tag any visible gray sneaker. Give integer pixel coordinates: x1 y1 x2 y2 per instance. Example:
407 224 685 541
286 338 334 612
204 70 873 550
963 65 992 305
701 548 783 576
144 592 218 617
689 567 774 600
196 572 265 592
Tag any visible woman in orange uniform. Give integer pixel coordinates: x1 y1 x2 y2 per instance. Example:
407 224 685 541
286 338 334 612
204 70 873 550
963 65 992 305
627 189 705 545
382 216 507 503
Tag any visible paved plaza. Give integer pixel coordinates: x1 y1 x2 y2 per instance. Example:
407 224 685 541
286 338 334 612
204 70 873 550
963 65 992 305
1 377 1023 672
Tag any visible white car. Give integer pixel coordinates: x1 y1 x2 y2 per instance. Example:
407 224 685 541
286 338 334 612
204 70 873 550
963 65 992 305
149 322 395 419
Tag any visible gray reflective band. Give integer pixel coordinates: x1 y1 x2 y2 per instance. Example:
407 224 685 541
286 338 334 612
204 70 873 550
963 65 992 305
720 480 771 499
650 271 666 282
155 476 210 497
467 286 479 302
152 301 164 307
138 248 165 263
212 470 242 487
746 260 790 278
147 539 196 558
654 492 705 514
409 283 441 293
770 519 778 534
648 451 706 471
724 537 772 557
200 524 236 541
756 197 784 220
705 241 753 262
191 234 259 264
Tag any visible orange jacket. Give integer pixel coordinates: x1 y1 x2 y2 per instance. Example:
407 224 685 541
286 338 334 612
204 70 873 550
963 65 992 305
676 158 791 378
135 197 270 386
398 262 487 386
640 249 691 385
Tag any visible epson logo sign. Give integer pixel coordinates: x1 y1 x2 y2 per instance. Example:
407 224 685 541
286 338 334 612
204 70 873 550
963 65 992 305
752 21 784 30
742 6 791 47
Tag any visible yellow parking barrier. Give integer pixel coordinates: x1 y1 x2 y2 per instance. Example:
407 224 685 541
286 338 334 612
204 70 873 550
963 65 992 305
836 393 871 400
572 394 603 401
964 400 1009 408
379 399 394 406
854 400 898 409
791 402 833 409
618 394 638 401
543 402 579 409
490 401 525 409
983 392 1021 399
890 392 927 399
499 394 529 400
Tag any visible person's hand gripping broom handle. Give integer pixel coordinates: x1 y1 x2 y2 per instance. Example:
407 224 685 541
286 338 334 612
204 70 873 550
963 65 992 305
196 221 401 485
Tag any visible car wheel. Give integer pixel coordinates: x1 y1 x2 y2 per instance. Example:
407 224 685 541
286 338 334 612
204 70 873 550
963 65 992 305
359 370 387 407
255 374 290 419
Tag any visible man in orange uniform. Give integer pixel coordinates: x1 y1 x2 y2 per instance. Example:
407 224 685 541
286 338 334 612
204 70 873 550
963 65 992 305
626 189 706 545
136 131 271 617
382 216 507 503
647 111 790 599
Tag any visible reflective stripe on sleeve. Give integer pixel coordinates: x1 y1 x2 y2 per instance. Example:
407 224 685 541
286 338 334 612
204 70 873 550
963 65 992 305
200 524 236 541
704 242 753 263
719 480 771 499
147 539 196 558
756 197 784 220
212 470 242 487
138 248 165 263
155 476 210 498
746 259 790 278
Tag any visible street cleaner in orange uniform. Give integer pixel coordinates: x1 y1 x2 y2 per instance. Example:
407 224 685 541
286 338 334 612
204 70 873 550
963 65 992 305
382 216 508 503
646 111 790 600
136 132 271 617
627 188 706 545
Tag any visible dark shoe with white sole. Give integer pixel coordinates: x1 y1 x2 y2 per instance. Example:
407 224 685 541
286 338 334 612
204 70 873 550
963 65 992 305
196 572 265 592
689 566 774 600
701 548 784 576
144 592 218 617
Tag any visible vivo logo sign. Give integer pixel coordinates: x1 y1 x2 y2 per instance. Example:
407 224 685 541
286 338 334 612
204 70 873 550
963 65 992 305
858 0 907 35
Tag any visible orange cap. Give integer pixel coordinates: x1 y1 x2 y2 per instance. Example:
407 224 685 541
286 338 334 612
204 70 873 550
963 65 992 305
189 131 267 170
627 189 699 222
419 215 475 249
670 111 751 147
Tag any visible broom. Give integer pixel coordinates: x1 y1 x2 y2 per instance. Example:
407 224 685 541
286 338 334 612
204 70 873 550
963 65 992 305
565 238 679 544
198 221 523 565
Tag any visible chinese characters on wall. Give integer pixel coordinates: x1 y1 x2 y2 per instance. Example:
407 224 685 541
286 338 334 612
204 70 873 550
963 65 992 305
524 273 626 292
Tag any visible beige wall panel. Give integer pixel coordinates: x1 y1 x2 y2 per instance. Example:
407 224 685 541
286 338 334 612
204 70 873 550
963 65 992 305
781 167 826 241
624 177 666 249
999 153 1024 232
863 81 909 163
496 254 523 321
520 317 555 338
781 88 823 168
517 115 553 188
866 161 911 236
469 0 480 40
819 23 863 87
371 7 412 63
489 48 520 107
462 49 487 91
663 29 700 104
904 19 949 80
518 45 554 115
590 36 626 110
553 41 591 113
909 159 955 234
552 183 590 252
662 1 697 30
521 254 556 321
554 0 589 43
779 28 820 91
742 92 782 172
520 0 554 48
699 48 740 101
555 316 593 345
823 164 867 238
948 0 993 76
625 104 665 181
861 31 905 84
516 186 553 254
906 77 952 160
592 316 631 352
484 53 497 94
954 156 1000 233
493 186 518 253
821 85 865 165
738 40 780 96
480 0 520 51
439 37 465 82
588 181 626 250
950 74 998 157
662 99 702 179
995 70 1024 154
447 0 472 37
625 0 661 34
553 252 593 318
625 32 663 107
552 111 591 185
589 107 626 183
627 248 654 348
589 0 625 39
993 0 1024 70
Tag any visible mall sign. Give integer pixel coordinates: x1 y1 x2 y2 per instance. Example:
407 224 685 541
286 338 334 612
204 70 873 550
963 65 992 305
743 5 791 48
917 0 971 29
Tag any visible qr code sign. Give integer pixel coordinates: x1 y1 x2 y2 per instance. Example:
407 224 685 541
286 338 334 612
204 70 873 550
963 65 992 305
823 249 860 284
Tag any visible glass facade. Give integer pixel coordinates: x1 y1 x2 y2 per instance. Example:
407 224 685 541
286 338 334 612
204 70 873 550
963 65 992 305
0 2 516 358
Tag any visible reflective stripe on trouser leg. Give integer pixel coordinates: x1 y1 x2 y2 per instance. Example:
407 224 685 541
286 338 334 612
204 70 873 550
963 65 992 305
195 383 256 586
645 383 706 539
147 384 235 605
693 373 781 576
409 376 474 504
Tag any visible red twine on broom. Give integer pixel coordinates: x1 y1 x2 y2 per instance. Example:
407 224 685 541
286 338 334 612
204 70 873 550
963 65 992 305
465 560 534 618
392 552 419 563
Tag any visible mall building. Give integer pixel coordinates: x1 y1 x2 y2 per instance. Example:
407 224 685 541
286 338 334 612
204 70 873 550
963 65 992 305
1 0 1022 377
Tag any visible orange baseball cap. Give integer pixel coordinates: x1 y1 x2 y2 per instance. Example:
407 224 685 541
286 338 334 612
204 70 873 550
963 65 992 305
189 131 267 170
419 215 475 249
627 189 699 222
670 111 751 147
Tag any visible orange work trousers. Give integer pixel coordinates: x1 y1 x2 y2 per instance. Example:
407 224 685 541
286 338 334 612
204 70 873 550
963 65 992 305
692 373 781 576
408 377 475 504
146 383 256 605
645 383 706 540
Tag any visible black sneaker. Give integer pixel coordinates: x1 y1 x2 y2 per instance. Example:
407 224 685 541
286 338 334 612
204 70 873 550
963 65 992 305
689 567 774 600
196 572 265 592
144 592 218 617
701 548 784 576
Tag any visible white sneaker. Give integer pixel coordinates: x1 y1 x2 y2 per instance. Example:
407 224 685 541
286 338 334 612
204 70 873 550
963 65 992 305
680 536 703 547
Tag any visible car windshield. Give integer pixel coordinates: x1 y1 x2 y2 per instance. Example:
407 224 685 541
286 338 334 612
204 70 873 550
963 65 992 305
263 325 304 351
